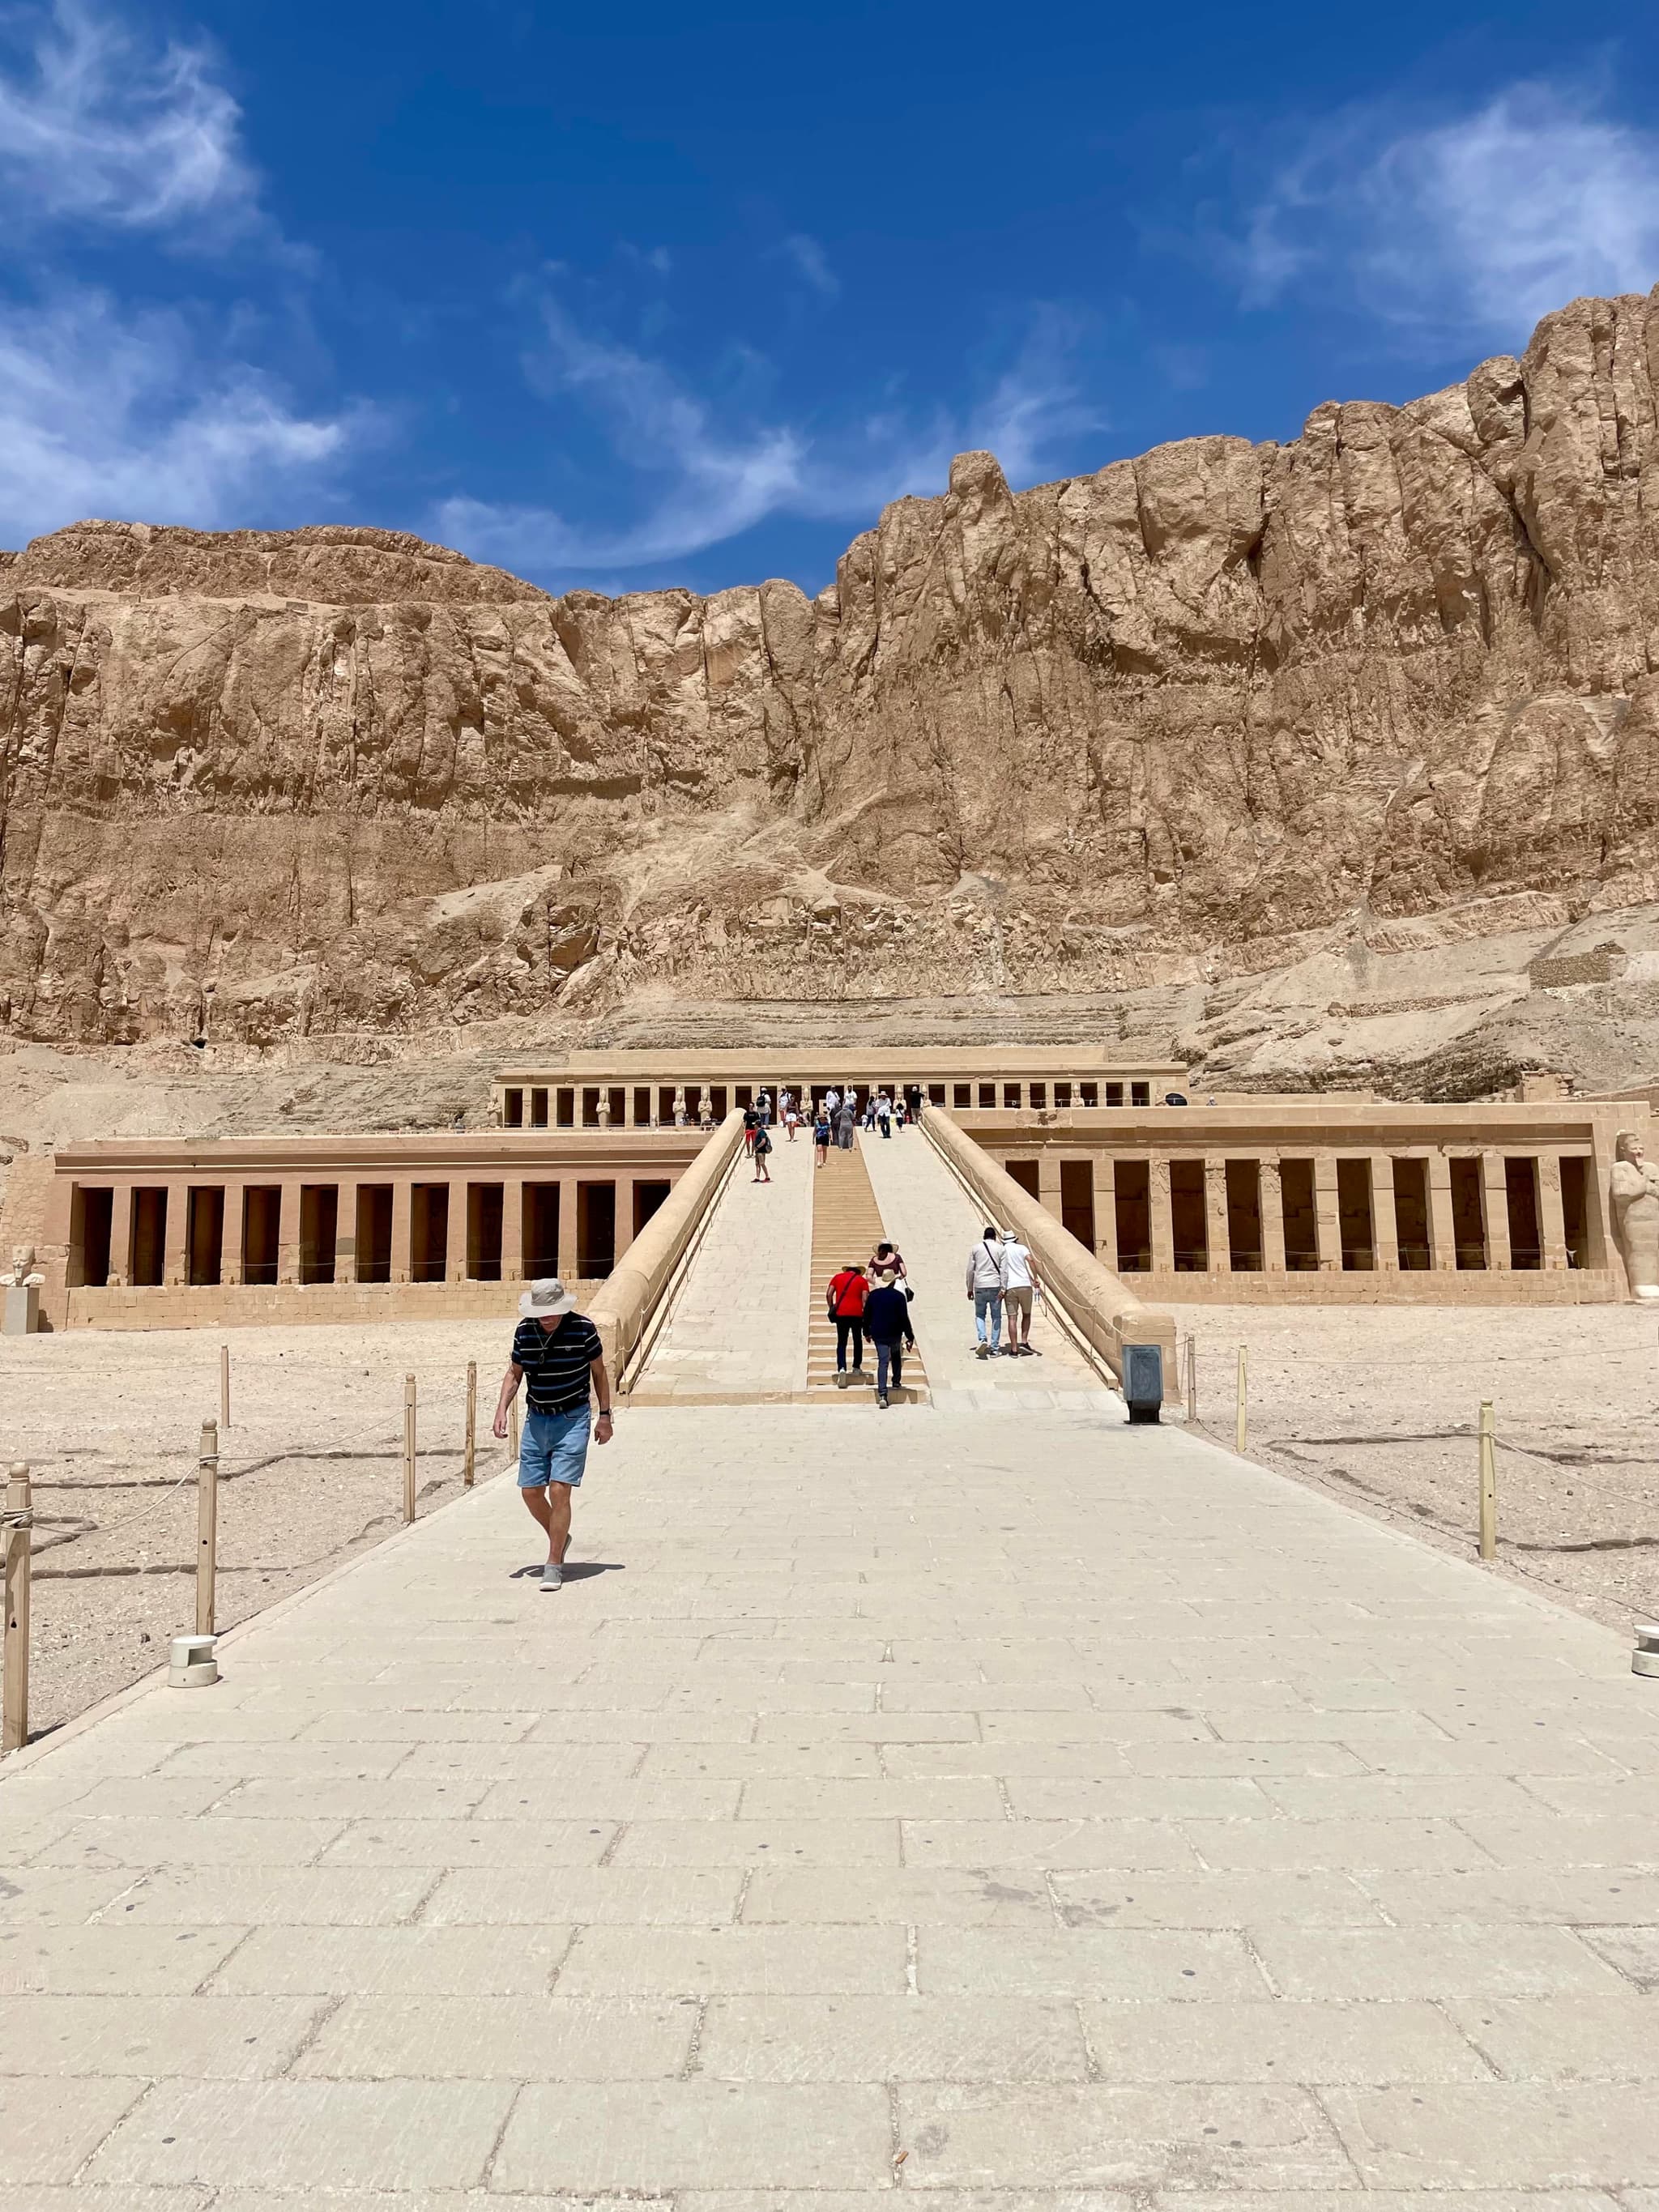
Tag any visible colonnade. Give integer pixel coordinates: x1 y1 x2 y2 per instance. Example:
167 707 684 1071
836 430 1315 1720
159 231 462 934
69 1171 675 1291
1000 1147 1604 1276
498 1073 1159 1129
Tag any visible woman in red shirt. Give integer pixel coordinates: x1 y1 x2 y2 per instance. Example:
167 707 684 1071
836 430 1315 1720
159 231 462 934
826 1261 868 1387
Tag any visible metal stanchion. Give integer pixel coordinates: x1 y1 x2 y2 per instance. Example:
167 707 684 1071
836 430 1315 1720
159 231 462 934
510 1397 520 1462
1235 1345 1247 1455
464 1360 477 1489
2 1463 32 1754
1478 1399 1498 1560
220 1342 231 1430
403 1376 417 1524
1184 1336 1197 1424
197 1419 219 1635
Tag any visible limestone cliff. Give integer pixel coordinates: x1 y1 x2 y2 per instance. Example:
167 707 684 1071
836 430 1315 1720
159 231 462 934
4 288 1659 1051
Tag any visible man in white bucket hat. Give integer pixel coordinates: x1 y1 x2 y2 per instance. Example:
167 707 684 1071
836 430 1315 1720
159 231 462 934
493 1278 614 1592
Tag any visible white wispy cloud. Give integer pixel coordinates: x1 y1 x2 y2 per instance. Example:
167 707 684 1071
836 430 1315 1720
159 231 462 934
1241 81 1659 342
780 232 839 298
0 0 254 232
0 288 359 543
435 293 1098 583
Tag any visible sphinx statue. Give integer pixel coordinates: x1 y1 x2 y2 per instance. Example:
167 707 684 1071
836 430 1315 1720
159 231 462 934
1611 1133 1659 1299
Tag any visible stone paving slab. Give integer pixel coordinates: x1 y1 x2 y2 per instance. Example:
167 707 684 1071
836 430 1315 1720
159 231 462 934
5 1380 1659 2197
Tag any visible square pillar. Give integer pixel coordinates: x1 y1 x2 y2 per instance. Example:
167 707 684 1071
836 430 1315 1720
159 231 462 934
334 1180 357 1283
1428 1154 1456 1272
1037 1153 1061 1221
162 1181 189 1287
390 1181 412 1285
276 1179 303 1285
1148 1156 1175 1275
557 1176 580 1282
220 1180 245 1288
447 1177 471 1282
1259 1157 1286 1272
1091 1157 1116 1269
1539 1154 1569 1271
1370 1155 1399 1271
1313 1154 1341 1272
1203 1161 1230 1274
502 1178 524 1280
1483 1153 1513 1270
614 1174 637 1254
108 1183 134 1288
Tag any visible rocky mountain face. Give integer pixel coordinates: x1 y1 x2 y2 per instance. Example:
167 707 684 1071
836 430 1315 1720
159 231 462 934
3 288 1659 1068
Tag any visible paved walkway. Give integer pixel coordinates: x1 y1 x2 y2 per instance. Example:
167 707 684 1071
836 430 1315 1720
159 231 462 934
862 1120 1116 1412
631 1121 812 1400
5 1382 1659 2197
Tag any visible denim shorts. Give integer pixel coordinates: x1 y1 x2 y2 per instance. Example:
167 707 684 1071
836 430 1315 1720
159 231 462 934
517 1405 591 1489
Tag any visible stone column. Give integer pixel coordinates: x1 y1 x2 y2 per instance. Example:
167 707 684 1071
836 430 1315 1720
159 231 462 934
501 1178 524 1281
1259 1157 1286 1272
1538 1153 1568 1271
1371 1155 1399 1271
277 1179 303 1285
449 1177 471 1282
597 1090 612 1129
1482 1153 1512 1270
672 1085 687 1127
1427 1153 1456 1272
1313 1153 1341 1272
697 1087 713 1129
614 1175 636 1257
558 1176 581 1283
1091 1157 1116 1268
335 1180 357 1284
162 1182 190 1287
104 1184 132 1287
390 1181 412 1285
1204 1159 1230 1274
1148 1155 1175 1275
1037 1152 1061 1224
221 1181 246 1287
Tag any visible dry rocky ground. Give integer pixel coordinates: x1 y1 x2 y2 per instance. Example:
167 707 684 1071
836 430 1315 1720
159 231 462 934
0 1318 522 1738
1173 1300 1659 1634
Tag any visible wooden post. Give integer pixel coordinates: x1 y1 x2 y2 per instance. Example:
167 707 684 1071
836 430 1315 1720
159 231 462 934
220 1342 231 1430
197 1420 218 1636
464 1360 477 1489
510 1396 520 1461
1478 1400 1498 1560
1184 1336 1197 1424
403 1375 417 1524
1235 1345 1247 1455
2 1463 32 1755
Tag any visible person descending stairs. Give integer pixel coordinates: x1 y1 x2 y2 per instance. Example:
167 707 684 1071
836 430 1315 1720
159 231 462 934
806 1143 928 1403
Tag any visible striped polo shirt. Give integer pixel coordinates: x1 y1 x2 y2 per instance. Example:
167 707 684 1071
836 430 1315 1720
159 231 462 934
512 1313 603 1413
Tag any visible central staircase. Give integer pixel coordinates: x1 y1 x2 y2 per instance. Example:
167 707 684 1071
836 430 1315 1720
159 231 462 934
807 1141 928 1403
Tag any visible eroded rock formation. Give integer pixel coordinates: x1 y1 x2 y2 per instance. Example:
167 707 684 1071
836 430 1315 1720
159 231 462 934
4 288 1659 1048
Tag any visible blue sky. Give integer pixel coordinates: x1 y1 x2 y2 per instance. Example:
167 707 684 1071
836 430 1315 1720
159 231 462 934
0 0 1656 598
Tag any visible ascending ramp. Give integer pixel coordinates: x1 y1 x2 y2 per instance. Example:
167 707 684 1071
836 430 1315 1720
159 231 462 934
808 1142 928 1402
861 1118 1117 1413
625 1123 813 1402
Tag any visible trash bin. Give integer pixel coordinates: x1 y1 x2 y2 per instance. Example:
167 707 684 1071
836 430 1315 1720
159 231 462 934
1121 1342 1162 1424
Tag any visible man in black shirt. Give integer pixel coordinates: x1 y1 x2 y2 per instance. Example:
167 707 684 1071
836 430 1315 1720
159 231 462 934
493 1278 613 1592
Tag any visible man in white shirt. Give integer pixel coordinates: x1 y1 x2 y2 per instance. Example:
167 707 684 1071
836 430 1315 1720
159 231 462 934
965 1226 1004 1357
999 1226 1043 1356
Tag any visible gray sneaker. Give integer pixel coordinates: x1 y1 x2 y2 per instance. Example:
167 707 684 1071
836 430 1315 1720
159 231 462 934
540 1562 563 1592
